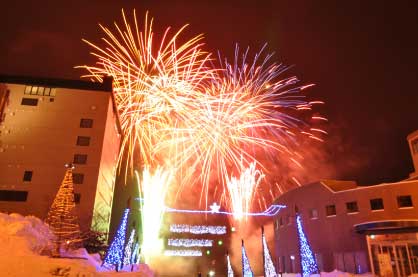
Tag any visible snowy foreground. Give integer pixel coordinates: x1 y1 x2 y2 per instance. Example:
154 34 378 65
283 271 374 277
0 213 153 277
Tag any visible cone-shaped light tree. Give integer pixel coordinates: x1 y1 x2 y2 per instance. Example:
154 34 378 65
241 240 254 277
262 226 278 277
227 252 234 277
45 163 82 255
103 208 130 270
123 229 136 266
296 213 319 277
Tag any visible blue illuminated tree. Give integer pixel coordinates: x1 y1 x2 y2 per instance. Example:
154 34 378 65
227 252 234 277
241 240 254 277
261 226 277 277
123 229 136 266
103 208 130 271
296 213 319 277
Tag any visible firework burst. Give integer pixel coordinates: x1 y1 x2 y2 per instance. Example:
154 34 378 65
136 167 173 263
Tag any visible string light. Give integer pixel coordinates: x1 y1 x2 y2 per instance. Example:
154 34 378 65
296 214 319 277
168 238 213 247
262 228 277 277
164 250 202 257
241 240 254 277
131 242 140 264
135 198 285 217
170 224 227 235
103 208 130 270
227 253 234 277
123 229 136 266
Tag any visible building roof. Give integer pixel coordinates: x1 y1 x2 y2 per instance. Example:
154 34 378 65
320 179 358 192
0 74 113 92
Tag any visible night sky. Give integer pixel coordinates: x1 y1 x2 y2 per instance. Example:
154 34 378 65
1 0 418 185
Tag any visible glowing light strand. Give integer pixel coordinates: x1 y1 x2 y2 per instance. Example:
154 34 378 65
227 253 234 277
131 242 140 264
296 214 319 277
103 208 130 270
170 224 226 235
242 240 254 277
123 229 136 265
164 249 202 257
168 238 213 247
262 227 277 277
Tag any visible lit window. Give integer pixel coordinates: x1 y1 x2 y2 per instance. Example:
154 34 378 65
370 198 384 211
76 136 90 146
346 201 359 213
325 205 336 216
31 86 38 95
309 209 318 219
73 154 87 164
397 195 413 208
23 171 33 182
24 86 31 94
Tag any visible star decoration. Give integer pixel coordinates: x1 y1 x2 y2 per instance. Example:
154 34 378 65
210 202 221 213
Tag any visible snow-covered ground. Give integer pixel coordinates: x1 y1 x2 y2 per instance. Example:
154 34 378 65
0 212 153 277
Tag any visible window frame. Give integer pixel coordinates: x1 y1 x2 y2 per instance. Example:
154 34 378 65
397 195 413 209
73 154 88 165
346 201 359 214
23 171 33 182
80 118 93 128
325 204 337 217
370 198 384 211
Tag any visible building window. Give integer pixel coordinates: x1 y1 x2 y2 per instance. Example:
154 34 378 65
74 193 81 204
325 205 336 216
72 173 84 184
309 209 318 219
23 171 33 182
76 136 90 146
80 118 93 128
0 190 28 202
21 98 38 106
397 195 413 208
412 138 418 155
370 198 384 210
24 86 55 97
73 154 87 164
346 201 359 213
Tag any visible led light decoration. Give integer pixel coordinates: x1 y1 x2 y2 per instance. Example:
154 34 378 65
227 253 234 277
45 164 82 255
262 227 277 277
103 208 130 270
170 224 227 235
241 240 254 277
123 229 136 265
296 214 319 277
164 250 202 257
131 242 140 264
168 238 213 247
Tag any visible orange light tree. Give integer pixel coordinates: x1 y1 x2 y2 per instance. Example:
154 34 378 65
45 163 82 255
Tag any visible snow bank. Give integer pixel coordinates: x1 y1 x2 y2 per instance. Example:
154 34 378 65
0 212 53 255
0 212 153 276
283 270 374 277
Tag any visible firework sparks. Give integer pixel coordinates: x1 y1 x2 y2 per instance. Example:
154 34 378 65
226 161 265 221
80 10 326 212
136 167 173 263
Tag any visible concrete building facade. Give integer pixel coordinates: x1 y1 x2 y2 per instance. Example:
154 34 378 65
274 130 418 277
0 75 121 234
